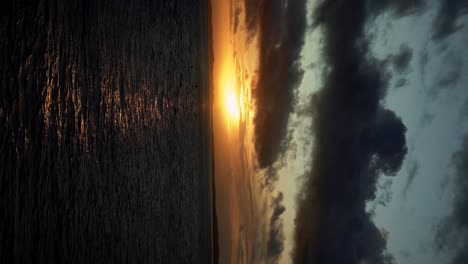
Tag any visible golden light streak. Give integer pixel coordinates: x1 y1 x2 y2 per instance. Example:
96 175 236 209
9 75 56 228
223 74 241 126
211 0 263 262
225 87 240 121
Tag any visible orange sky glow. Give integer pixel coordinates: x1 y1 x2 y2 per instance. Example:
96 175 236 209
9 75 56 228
211 0 268 263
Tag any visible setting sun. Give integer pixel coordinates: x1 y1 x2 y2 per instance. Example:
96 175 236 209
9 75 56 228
225 85 240 123
219 56 241 128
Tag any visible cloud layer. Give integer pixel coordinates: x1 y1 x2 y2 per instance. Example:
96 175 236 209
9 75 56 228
435 134 468 264
267 192 286 263
249 0 307 168
433 0 468 40
292 1 411 263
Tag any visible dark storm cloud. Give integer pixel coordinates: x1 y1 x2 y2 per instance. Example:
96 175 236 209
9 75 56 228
435 134 468 264
293 1 410 263
250 0 307 168
261 128 297 189
267 192 286 263
432 0 468 40
244 0 259 34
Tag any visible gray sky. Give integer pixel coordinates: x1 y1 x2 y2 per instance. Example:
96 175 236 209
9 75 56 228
370 4 468 264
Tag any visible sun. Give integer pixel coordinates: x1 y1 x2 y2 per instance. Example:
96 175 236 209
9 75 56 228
224 83 240 123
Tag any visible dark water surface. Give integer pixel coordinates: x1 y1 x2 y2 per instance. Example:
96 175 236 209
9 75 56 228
0 1 212 263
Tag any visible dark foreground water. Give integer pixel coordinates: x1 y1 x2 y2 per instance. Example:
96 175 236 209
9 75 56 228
0 1 212 263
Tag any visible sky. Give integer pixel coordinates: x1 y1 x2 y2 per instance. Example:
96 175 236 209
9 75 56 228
211 0 468 263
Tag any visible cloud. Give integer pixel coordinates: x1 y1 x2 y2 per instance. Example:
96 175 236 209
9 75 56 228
461 98 468 119
292 1 410 263
233 6 242 34
394 78 407 89
391 45 413 74
266 192 286 263
368 179 394 217
420 110 435 130
419 47 428 77
383 45 412 89
435 134 468 263
243 0 259 35
399 249 411 260
246 0 307 168
432 0 468 40
402 160 420 198
367 0 425 17
261 126 298 189
427 49 463 100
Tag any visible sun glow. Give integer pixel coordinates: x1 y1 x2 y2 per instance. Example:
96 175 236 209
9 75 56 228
224 82 240 124
218 53 243 131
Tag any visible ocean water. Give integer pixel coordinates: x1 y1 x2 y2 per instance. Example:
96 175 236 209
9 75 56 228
0 0 211 263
